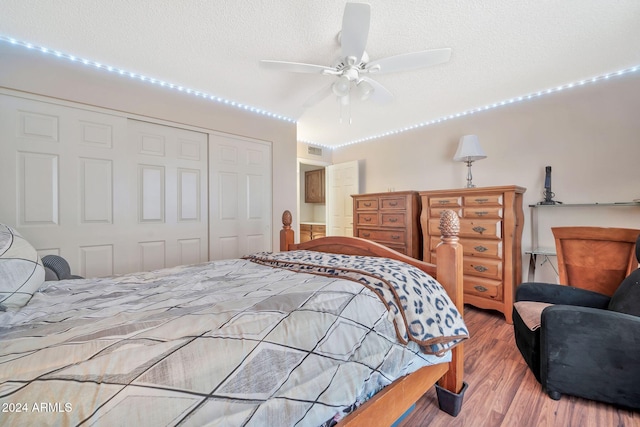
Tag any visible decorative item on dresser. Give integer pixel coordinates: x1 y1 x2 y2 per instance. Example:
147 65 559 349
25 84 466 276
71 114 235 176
352 191 422 259
420 185 526 323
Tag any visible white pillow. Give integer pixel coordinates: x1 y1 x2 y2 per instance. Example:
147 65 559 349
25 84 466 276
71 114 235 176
0 224 45 309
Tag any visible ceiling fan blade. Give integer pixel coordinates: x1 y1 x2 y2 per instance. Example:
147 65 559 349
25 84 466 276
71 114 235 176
359 76 393 104
303 83 334 108
365 48 452 74
340 2 370 61
260 60 335 74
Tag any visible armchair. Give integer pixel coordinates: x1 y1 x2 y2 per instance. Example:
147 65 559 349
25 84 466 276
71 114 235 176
42 255 84 281
512 234 640 410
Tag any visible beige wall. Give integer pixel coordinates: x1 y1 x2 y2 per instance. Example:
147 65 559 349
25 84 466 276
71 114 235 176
0 43 298 248
330 72 640 282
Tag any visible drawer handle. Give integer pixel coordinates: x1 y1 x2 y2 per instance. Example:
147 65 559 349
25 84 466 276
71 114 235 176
364 216 372 222
473 265 488 273
474 245 488 253
475 211 489 217
474 285 488 293
391 235 400 240
388 218 398 223
363 202 372 207
438 200 450 205
362 232 370 238
389 201 398 206
472 226 487 234
475 198 489 204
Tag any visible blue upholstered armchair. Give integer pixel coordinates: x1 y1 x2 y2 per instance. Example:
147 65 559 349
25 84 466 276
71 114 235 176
512 235 640 410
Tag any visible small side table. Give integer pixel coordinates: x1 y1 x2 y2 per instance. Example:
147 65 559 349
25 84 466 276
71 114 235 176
526 248 558 281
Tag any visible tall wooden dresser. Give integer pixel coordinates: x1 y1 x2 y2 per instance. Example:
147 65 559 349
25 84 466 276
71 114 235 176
352 191 421 259
419 186 526 323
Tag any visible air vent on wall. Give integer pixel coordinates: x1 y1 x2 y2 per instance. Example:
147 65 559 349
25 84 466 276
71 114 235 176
307 146 323 156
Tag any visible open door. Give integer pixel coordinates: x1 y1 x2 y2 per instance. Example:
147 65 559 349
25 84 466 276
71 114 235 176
326 160 360 236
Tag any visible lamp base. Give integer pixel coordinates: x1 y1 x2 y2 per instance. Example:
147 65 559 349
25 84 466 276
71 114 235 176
465 161 476 188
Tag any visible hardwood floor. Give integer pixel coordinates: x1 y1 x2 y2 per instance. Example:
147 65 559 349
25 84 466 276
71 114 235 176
397 306 638 427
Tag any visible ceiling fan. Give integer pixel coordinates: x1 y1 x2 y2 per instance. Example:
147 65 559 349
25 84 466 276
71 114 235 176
260 2 452 111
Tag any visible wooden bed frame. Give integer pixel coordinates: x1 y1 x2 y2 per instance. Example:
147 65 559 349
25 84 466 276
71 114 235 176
279 210 465 426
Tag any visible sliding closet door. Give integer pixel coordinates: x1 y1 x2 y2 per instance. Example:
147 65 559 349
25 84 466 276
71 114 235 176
125 119 208 272
0 94 208 277
0 94 128 277
209 133 272 259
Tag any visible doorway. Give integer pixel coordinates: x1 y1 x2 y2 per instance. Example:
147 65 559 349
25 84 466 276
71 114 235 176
297 159 361 241
298 160 328 242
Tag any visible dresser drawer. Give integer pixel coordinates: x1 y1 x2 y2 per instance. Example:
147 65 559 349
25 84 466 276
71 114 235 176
463 257 502 280
460 238 502 259
356 213 379 226
430 207 463 218
358 228 405 243
355 198 378 210
430 253 502 281
381 212 407 227
384 244 408 255
380 197 406 210
431 237 503 259
464 276 503 300
429 196 462 208
459 219 502 239
429 218 502 240
462 207 503 219
463 194 503 207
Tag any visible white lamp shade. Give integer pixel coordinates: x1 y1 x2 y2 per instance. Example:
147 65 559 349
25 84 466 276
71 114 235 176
356 79 374 100
453 135 487 162
332 75 351 97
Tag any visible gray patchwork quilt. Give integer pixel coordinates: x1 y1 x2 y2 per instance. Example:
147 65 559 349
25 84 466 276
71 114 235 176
0 251 467 426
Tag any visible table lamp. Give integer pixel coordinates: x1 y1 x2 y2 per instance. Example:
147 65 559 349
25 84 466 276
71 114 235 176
453 135 487 188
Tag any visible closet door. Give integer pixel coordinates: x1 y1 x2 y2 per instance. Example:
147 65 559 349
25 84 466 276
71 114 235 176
209 133 272 259
0 94 128 277
0 94 208 277
126 119 208 272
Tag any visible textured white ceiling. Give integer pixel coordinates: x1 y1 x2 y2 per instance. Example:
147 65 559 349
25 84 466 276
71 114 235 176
1 1 639 147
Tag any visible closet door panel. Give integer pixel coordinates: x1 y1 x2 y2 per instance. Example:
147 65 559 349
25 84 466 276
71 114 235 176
127 119 208 272
209 133 272 260
0 95 128 276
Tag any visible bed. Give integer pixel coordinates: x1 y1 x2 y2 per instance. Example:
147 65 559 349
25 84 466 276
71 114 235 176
0 210 467 426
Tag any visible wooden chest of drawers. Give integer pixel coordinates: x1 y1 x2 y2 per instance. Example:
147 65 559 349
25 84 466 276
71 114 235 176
420 186 526 323
352 191 421 259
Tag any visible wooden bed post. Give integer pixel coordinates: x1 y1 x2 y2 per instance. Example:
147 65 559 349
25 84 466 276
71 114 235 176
435 210 464 394
280 210 294 251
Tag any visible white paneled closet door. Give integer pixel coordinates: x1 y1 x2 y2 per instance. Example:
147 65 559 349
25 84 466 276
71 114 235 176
125 119 208 272
0 94 208 277
0 94 128 277
209 133 272 259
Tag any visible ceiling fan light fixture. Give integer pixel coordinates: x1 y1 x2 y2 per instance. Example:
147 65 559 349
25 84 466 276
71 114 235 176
356 79 374 100
332 75 351 97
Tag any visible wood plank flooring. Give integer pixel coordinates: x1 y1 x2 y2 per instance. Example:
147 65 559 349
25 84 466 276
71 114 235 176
397 306 638 427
